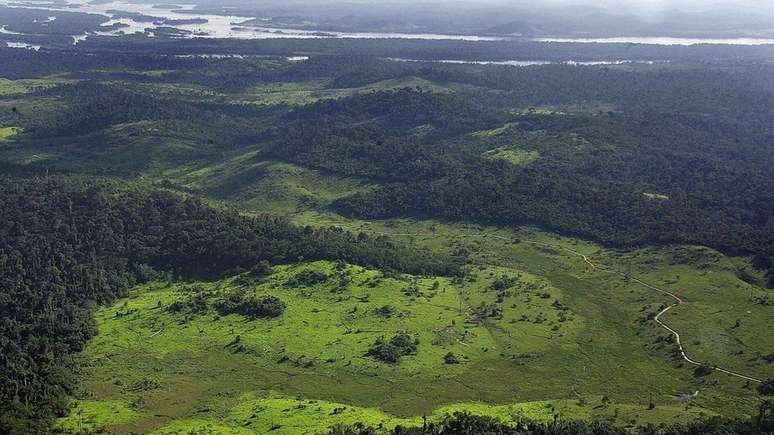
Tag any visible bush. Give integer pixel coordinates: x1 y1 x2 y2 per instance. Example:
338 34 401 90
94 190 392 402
491 276 517 291
215 290 285 319
759 379 774 396
367 332 418 363
243 295 286 318
444 352 460 364
287 269 329 287
376 305 396 318
167 292 209 314
693 364 715 377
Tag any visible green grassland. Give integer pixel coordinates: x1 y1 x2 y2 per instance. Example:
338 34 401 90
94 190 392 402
0 76 75 96
62 253 726 433
643 192 670 201
108 76 446 107
482 147 540 167
0 126 20 141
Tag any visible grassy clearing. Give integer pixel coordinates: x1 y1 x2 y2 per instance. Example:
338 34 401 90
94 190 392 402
599 245 774 381
288 213 772 406
0 77 75 96
142 394 711 435
169 159 773 404
0 126 20 141
66 217 768 433
109 76 449 108
87 260 580 379
187 169 771 399
474 122 519 138
57 400 143 433
0 78 27 96
643 192 670 201
165 157 376 214
482 147 540 167
71 259 589 433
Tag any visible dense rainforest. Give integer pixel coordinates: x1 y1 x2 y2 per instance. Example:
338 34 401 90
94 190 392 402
0 174 457 433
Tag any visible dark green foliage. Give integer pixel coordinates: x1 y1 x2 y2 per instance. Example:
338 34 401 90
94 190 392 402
366 333 418 364
215 291 285 319
267 89 505 181
491 277 517 292
248 261 273 278
759 379 774 396
693 364 715 377
0 175 456 433
329 403 774 434
287 269 329 287
375 305 397 318
168 292 210 314
77 37 774 64
443 352 459 364
0 8 108 36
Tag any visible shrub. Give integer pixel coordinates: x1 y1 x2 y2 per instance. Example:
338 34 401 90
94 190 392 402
693 364 714 377
287 269 329 287
376 305 396 318
491 276 517 291
215 290 285 319
367 332 418 363
444 352 460 364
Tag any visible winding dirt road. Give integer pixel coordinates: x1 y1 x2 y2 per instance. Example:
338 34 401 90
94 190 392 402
512 236 763 384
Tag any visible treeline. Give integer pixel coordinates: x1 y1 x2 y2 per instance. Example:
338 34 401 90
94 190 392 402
0 175 459 433
328 406 774 435
78 35 774 62
0 48 210 79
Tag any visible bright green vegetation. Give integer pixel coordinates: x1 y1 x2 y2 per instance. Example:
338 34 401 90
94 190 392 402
643 192 670 201
0 77 75 96
58 400 144 433
66 393 710 434
63 217 770 433
482 147 540 167
107 76 447 107
0 78 27 96
0 126 20 141
87 261 580 375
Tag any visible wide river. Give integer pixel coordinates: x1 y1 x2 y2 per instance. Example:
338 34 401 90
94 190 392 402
0 0 505 42
535 36 774 46
2 0 773 46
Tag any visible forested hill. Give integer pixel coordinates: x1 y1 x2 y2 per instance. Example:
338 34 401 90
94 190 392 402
261 88 774 285
0 175 459 433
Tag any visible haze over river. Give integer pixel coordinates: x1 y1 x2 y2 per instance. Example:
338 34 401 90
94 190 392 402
2 0 773 46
